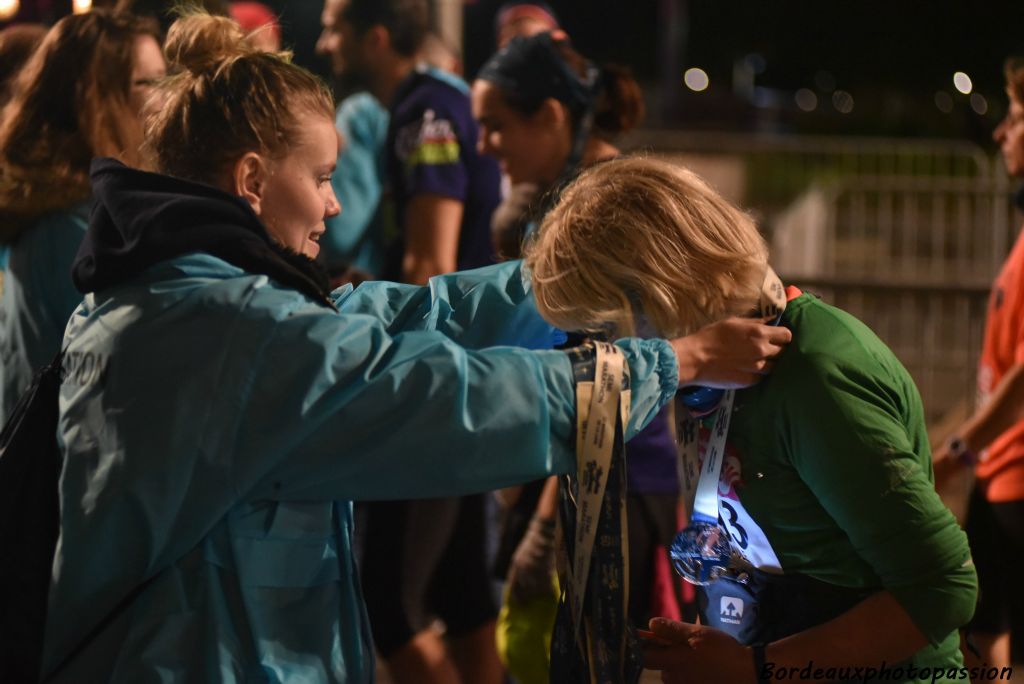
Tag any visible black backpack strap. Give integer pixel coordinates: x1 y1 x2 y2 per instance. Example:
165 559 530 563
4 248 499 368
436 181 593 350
0 348 67 683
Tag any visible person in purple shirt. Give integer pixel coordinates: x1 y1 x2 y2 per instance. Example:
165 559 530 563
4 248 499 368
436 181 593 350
384 64 500 279
322 1 504 682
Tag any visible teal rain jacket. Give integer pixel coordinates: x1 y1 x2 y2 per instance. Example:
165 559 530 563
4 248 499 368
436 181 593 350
0 203 89 422
322 92 389 276
45 250 677 682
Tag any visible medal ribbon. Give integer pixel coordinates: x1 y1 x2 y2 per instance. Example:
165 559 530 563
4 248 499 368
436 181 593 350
551 341 640 683
678 267 787 525
568 340 625 633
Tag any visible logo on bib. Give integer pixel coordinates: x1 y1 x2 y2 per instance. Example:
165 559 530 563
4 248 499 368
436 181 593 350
720 596 744 624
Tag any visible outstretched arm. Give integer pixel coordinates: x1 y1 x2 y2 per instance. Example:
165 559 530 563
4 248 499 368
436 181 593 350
335 260 564 351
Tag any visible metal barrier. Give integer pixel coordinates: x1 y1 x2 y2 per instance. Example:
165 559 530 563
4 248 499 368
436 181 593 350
624 130 993 179
622 130 997 215
773 174 1018 425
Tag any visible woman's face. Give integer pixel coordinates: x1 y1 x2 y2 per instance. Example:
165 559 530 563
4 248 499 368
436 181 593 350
471 79 569 187
995 94 1024 178
128 34 166 117
257 111 342 259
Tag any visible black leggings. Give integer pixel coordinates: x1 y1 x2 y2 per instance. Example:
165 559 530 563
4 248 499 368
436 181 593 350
359 494 498 657
965 486 1024 635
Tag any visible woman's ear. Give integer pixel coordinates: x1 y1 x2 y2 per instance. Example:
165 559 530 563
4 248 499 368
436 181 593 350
232 152 268 215
537 97 568 130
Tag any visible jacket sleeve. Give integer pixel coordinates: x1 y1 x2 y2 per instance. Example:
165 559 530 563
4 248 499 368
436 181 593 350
788 353 977 646
332 260 565 350
231 303 677 503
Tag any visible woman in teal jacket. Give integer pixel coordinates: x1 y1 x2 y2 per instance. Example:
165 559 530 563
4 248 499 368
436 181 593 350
41 14 790 683
0 9 165 421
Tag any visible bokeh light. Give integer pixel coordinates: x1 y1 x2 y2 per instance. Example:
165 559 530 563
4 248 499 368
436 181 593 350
684 67 710 92
795 88 818 112
832 90 854 114
953 72 972 95
970 93 988 115
0 0 19 20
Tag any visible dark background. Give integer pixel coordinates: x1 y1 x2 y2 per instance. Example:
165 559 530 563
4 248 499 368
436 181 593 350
7 0 1024 142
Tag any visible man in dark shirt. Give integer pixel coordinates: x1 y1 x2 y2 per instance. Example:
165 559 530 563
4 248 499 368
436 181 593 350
386 65 500 280
327 0 499 284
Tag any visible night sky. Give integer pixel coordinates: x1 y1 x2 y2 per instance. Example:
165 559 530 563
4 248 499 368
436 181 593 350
7 0 1024 140
463 0 1024 140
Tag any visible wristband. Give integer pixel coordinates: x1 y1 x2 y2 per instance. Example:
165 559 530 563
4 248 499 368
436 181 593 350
751 643 768 683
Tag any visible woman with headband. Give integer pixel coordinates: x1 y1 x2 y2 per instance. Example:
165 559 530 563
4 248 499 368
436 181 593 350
525 157 978 684
473 30 641 260
37 12 790 683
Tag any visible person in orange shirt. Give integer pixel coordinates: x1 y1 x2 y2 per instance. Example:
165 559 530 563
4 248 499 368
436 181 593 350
934 56 1024 672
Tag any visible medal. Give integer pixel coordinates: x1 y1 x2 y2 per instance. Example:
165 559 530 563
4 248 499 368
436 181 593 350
671 386 738 586
673 267 787 586
670 518 735 586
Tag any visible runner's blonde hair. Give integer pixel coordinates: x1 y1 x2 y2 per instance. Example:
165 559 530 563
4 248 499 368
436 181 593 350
525 156 768 338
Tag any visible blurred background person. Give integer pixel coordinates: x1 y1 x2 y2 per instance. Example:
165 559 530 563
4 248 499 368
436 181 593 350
473 30 642 259
472 31 686 684
0 22 46 280
485 1 558 264
933 56 1024 674
0 9 164 422
322 1 504 682
317 0 389 284
494 1 559 50
340 0 498 285
0 23 46 106
228 1 281 52
317 0 461 287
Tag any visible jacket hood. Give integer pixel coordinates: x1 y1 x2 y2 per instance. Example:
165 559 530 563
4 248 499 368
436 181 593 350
73 158 334 308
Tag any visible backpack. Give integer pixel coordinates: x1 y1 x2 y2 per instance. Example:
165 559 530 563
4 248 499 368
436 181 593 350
0 350 64 683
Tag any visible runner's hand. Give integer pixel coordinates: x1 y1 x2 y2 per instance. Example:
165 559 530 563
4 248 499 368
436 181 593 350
642 618 755 684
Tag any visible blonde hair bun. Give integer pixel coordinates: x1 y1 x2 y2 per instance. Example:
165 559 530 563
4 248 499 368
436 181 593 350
164 13 256 75
145 11 333 186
